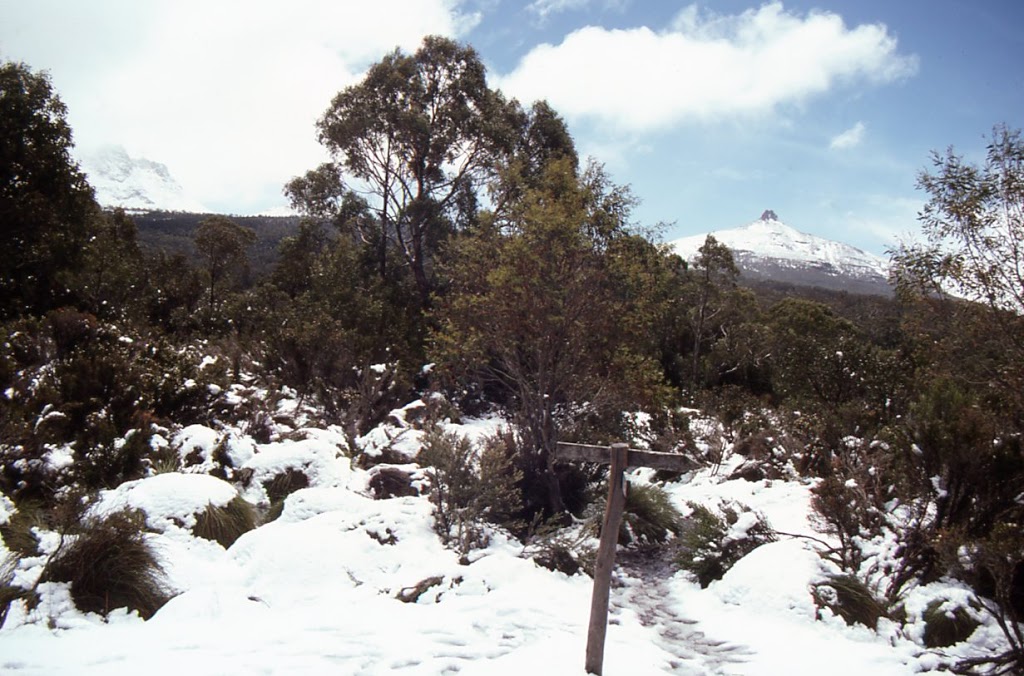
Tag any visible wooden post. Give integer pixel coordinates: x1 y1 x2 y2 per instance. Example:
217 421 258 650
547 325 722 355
553 441 695 675
585 443 628 675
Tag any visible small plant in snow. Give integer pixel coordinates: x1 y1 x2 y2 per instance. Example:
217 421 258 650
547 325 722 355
675 500 776 588
620 482 682 546
418 427 523 560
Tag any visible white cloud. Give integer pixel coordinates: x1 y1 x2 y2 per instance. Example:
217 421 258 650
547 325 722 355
496 2 918 132
830 121 867 150
527 0 591 21
0 0 476 213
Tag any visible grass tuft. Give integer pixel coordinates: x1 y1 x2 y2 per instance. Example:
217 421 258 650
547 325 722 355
922 599 981 648
0 500 46 557
38 509 172 619
812 574 888 628
620 483 682 546
192 496 257 548
263 468 309 503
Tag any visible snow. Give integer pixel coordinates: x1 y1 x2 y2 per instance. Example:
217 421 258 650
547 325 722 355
670 214 889 280
91 473 239 533
77 144 208 213
0 404 1009 674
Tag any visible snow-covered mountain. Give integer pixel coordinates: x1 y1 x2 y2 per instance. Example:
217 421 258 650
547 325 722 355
670 210 892 295
78 145 208 213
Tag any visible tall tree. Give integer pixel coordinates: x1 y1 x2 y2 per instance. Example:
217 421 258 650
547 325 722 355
287 36 520 306
192 216 256 315
432 158 669 516
0 61 99 317
686 235 740 385
893 124 1024 317
891 123 1024 404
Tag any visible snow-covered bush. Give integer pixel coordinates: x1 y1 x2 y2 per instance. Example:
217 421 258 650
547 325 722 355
921 598 981 648
524 520 596 577
0 313 226 502
675 500 776 588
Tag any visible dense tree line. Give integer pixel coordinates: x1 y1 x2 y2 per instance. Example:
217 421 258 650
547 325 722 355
1 44 1021 670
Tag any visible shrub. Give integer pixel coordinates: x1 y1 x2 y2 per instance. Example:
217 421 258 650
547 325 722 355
812 574 888 628
620 482 682 546
676 501 776 587
419 428 523 558
523 518 596 577
0 500 45 557
38 509 172 619
0 317 225 502
922 599 981 648
192 496 257 548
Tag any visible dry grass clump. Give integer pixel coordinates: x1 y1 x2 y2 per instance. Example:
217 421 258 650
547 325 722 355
192 496 257 548
811 574 888 629
38 509 172 619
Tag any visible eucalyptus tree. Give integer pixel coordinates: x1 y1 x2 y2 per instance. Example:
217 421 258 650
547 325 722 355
287 36 521 306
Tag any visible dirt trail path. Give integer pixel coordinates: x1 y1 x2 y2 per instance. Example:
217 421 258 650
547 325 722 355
610 546 753 675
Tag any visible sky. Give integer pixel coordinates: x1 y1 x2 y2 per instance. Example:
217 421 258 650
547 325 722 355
1 0 1022 255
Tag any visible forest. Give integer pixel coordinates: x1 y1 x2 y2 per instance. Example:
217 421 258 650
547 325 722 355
1 36 1022 674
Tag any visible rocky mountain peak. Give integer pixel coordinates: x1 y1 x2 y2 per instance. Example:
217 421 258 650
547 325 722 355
77 144 207 213
760 209 779 222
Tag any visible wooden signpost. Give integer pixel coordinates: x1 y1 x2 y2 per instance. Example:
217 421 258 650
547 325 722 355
553 441 696 676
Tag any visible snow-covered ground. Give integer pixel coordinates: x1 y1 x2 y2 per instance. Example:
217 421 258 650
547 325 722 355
0 399 1007 674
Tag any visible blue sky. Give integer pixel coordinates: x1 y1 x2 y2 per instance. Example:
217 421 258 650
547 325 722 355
1 1 1021 254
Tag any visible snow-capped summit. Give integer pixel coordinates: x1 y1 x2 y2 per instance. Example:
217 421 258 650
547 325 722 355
670 211 892 295
78 145 208 213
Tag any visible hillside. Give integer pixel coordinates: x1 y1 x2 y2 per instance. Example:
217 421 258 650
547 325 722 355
131 211 302 276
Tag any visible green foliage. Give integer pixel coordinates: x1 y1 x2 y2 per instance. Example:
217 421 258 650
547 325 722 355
620 482 682 546
131 210 301 279
38 509 172 619
193 215 257 317
431 158 672 516
143 251 205 333
0 60 100 318
675 501 776 587
922 599 981 648
0 313 224 501
419 428 523 558
684 235 740 386
893 124 1024 317
192 496 257 548
291 35 521 305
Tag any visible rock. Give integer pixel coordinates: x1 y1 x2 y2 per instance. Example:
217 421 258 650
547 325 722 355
368 465 422 499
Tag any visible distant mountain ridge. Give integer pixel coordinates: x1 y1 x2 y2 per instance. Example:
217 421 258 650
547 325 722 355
670 211 892 296
78 145 208 213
